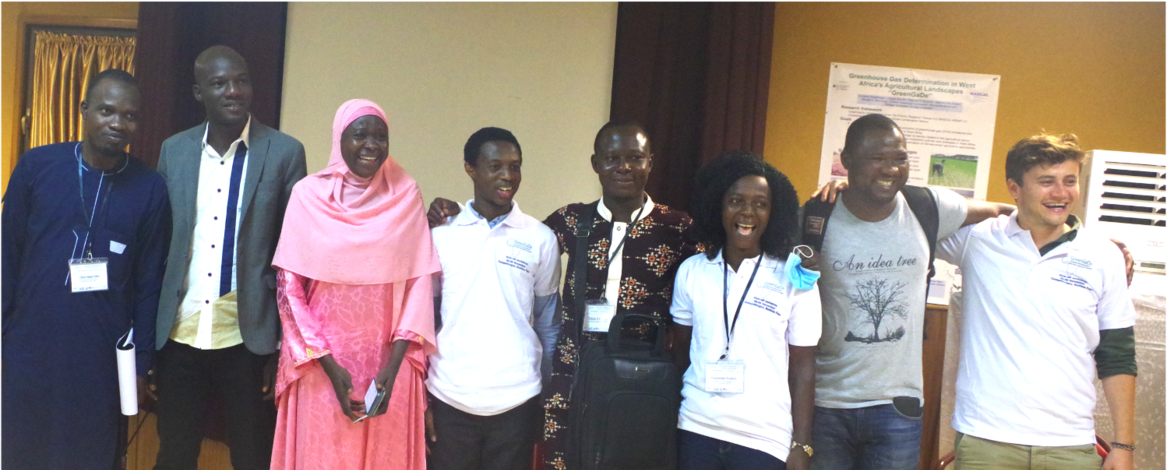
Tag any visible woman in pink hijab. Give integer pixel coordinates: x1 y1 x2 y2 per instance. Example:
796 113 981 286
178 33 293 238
269 99 440 470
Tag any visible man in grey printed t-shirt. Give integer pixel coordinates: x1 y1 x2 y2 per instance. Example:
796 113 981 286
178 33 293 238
807 114 1012 470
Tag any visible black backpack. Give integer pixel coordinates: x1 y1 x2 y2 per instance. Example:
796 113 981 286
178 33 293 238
801 185 940 281
566 203 683 470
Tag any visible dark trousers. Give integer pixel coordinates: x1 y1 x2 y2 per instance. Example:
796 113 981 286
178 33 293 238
153 342 275 470
678 429 787 470
428 393 542 470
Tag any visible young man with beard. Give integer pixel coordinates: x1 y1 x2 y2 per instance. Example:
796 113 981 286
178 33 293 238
426 127 562 470
2 69 171 470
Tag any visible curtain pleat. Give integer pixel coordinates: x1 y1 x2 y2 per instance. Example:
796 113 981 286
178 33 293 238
609 2 774 212
29 31 136 148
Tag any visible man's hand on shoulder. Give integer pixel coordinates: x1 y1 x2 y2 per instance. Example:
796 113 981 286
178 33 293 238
812 180 848 203
427 198 460 228
1109 239 1135 287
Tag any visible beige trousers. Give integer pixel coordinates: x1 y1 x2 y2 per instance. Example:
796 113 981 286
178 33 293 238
954 432 1100 470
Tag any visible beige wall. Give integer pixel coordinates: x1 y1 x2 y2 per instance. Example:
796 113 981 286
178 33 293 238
1 2 138 194
281 2 617 219
763 2 1165 205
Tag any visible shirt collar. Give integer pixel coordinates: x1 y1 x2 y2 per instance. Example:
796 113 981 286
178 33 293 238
1037 215 1082 256
459 199 528 229
702 248 772 271
1006 211 1081 237
597 193 654 223
201 115 252 154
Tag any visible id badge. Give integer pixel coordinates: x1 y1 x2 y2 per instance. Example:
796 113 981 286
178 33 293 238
584 300 617 332
69 258 109 293
704 360 745 394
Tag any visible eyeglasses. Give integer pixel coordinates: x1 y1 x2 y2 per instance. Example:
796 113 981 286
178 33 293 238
600 154 649 170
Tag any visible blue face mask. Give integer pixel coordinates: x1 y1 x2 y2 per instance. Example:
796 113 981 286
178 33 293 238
786 245 820 290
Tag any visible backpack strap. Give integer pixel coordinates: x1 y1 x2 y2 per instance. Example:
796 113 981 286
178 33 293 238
800 195 837 252
571 202 599 346
900 185 940 282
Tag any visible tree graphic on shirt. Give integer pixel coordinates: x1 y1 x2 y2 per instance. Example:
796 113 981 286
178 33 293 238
844 278 909 343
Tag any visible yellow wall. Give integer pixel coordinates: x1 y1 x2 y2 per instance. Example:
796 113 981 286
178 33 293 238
282 3 617 220
1 2 138 194
763 2 1165 204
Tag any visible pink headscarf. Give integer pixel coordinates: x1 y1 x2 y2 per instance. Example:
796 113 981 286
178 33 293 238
272 99 440 285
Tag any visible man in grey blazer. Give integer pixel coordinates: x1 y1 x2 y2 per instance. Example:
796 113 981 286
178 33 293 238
153 45 307 470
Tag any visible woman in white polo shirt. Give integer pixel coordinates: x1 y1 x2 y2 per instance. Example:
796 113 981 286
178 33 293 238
670 151 822 470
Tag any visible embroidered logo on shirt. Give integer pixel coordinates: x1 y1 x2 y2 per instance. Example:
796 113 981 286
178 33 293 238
499 256 531 273
1051 273 1092 291
1064 256 1093 270
507 239 533 253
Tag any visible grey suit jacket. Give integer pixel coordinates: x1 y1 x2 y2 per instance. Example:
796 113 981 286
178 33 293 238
156 119 307 355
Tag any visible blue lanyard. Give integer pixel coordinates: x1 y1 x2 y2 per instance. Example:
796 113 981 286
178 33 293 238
721 257 761 360
74 143 124 258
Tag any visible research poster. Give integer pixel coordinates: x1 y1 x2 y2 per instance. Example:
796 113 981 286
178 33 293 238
819 63 1001 305
819 62 1000 200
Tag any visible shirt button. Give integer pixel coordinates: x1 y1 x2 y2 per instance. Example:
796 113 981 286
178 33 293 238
220 161 225 165
214 216 218 221
205 300 210 304
211 244 216 249
208 273 213 277
217 189 222 193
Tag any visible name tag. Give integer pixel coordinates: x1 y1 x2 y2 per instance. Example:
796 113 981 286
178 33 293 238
584 300 617 332
705 361 745 394
69 258 109 293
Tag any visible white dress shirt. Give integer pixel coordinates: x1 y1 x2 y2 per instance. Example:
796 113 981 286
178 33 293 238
174 117 251 350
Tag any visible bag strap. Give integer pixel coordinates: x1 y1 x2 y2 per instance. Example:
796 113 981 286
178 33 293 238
571 202 598 346
900 185 939 282
800 195 836 252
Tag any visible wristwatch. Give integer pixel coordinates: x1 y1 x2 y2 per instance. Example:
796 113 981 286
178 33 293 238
791 441 814 457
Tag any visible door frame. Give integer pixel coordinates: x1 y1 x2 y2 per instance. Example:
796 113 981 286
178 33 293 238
8 14 136 176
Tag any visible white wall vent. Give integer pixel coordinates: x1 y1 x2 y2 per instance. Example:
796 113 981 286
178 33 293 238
1080 150 1166 275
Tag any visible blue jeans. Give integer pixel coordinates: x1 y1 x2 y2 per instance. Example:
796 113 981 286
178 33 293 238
811 404 922 470
678 429 786 470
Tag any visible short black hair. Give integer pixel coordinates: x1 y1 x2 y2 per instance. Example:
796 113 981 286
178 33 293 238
85 68 138 102
842 113 903 158
691 150 800 261
593 119 648 154
463 127 522 166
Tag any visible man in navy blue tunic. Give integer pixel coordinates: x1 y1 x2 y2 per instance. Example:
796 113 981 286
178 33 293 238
2 69 171 470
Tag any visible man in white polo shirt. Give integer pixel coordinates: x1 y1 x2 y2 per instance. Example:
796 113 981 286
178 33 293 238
426 127 561 470
937 133 1136 470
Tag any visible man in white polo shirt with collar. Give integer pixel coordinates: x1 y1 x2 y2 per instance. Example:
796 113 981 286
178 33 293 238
426 127 561 470
936 133 1136 470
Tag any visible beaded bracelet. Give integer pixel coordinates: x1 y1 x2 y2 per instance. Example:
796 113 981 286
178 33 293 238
1111 442 1136 452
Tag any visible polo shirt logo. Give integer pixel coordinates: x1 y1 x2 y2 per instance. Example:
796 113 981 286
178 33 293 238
507 239 533 253
1064 257 1092 270
498 255 531 273
1051 273 1093 291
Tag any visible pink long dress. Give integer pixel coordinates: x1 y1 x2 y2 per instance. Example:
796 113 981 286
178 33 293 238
270 269 435 470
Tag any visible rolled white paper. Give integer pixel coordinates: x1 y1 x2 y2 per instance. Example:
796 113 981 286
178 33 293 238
116 328 138 416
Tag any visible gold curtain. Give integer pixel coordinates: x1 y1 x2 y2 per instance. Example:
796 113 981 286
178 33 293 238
28 31 136 149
